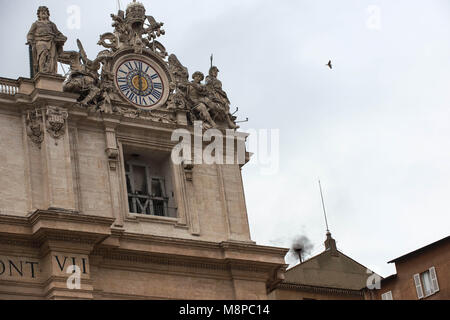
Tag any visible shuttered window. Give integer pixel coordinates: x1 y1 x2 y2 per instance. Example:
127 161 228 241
429 267 440 294
414 267 440 299
414 273 424 299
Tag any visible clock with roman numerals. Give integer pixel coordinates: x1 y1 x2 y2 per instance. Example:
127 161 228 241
114 56 169 109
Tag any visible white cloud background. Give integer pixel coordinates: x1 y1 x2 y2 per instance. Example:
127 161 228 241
1 0 449 277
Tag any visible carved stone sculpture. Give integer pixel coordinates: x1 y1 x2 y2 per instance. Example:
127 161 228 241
45 107 68 144
205 67 238 129
61 40 109 107
27 6 67 75
26 109 44 147
186 72 218 129
167 54 189 111
98 0 167 57
168 54 189 87
53 1 239 129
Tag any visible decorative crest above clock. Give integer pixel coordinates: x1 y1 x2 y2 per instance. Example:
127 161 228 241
98 0 167 58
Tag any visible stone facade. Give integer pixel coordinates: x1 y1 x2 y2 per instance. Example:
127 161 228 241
0 2 287 300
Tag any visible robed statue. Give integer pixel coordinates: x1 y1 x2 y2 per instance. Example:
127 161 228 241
27 6 67 75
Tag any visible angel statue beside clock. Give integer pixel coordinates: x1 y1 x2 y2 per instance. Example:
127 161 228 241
26 1 239 130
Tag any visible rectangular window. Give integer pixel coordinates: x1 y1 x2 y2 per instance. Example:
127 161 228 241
421 271 433 297
123 148 177 218
414 267 440 299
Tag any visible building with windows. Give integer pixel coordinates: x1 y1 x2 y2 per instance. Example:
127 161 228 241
269 232 376 300
0 2 287 300
365 236 449 300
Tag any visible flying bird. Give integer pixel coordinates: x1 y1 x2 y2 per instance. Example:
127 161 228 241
326 60 333 69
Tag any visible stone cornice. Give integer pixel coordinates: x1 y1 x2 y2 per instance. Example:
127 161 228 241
0 214 286 268
0 210 115 249
115 231 288 257
0 214 30 227
28 209 115 228
0 212 286 289
221 241 289 256
91 232 287 287
277 282 364 297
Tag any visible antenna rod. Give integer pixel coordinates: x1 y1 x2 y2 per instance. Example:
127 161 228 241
210 54 213 68
319 180 330 232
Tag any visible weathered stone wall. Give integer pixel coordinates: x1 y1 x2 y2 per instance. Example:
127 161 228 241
73 127 113 217
0 112 29 216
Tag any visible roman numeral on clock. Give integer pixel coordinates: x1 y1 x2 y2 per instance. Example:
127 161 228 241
151 90 162 100
134 61 143 71
126 91 136 101
153 83 162 90
124 62 133 71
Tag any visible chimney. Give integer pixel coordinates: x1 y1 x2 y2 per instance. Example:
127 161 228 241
324 232 339 256
295 248 303 263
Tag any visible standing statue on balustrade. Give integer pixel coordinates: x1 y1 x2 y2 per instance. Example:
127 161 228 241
27 6 67 75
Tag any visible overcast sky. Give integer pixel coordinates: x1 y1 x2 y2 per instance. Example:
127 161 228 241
1 0 449 277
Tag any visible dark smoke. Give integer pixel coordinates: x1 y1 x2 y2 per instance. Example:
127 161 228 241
291 235 314 263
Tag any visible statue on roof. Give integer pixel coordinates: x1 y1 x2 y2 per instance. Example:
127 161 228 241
205 66 238 129
52 1 241 128
98 0 167 58
27 6 67 75
61 40 114 109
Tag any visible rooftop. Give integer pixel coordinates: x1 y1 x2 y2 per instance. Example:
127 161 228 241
388 235 450 264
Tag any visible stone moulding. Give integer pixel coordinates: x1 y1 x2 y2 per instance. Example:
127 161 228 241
0 211 287 294
0 210 115 248
278 282 365 297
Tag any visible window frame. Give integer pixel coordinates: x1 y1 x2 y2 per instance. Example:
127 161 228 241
420 270 433 297
125 159 169 217
413 266 440 299
117 139 199 234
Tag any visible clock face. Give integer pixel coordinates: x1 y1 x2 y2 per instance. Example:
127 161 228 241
115 58 167 108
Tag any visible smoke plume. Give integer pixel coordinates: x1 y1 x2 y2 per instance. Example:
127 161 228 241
291 235 314 263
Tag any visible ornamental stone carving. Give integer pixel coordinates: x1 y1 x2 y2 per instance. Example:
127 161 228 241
102 1 166 56
26 109 44 147
45 106 68 144
56 0 239 129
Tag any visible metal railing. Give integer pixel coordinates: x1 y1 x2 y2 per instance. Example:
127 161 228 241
0 78 19 95
128 193 177 218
